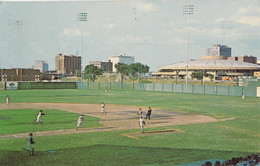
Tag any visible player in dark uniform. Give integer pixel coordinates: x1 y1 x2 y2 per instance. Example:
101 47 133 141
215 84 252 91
146 107 152 120
23 133 35 156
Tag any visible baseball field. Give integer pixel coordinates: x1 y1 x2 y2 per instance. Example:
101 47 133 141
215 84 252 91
0 89 259 165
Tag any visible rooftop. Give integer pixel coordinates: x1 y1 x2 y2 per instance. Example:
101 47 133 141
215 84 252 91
159 59 260 70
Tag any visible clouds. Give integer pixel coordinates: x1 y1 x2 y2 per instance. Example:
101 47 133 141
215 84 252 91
112 35 153 43
106 23 117 29
237 16 260 27
61 27 90 37
133 1 159 13
235 4 260 27
1 0 260 71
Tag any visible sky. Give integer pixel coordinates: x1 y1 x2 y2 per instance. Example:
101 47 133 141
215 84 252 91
0 0 260 71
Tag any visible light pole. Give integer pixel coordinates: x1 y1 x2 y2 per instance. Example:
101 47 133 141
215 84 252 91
183 4 194 85
77 12 87 82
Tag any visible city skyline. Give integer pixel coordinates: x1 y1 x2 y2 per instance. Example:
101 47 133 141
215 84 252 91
0 0 260 71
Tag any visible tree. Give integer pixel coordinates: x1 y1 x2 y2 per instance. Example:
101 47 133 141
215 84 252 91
191 70 214 84
84 65 103 82
115 63 129 83
208 73 214 81
128 63 150 82
191 70 204 85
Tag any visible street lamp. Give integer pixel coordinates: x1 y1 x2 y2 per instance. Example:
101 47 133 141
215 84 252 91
183 4 194 85
77 12 87 81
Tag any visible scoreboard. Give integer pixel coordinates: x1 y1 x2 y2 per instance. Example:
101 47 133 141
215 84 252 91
238 76 260 87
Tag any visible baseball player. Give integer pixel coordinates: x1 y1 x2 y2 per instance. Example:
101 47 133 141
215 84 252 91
24 133 35 156
76 115 84 130
242 93 245 99
138 108 143 118
5 95 10 105
146 107 152 120
33 110 45 125
101 102 106 115
139 116 146 133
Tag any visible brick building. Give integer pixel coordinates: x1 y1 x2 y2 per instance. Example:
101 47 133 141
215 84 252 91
228 55 257 64
89 60 113 72
0 68 43 81
55 54 81 75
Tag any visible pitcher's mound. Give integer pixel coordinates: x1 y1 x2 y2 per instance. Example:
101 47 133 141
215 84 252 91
123 129 184 138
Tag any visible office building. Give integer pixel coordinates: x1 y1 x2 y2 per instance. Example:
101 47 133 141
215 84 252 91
55 54 81 75
89 60 113 72
204 44 231 59
109 53 135 72
34 60 49 72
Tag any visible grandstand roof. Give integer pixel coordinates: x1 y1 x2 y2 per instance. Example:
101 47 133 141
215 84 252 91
159 59 260 70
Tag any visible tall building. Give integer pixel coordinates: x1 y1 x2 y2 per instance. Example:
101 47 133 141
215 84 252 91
34 60 48 72
109 53 135 72
206 44 231 59
55 54 81 75
89 60 113 72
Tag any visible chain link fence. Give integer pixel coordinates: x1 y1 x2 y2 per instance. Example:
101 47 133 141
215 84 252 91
78 82 258 97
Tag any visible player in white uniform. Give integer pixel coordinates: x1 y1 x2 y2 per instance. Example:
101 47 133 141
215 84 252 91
138 108 143 118
101 102 106 115
6 95 10 105
76 115 84 130
139 116 146 133
33 110 45 125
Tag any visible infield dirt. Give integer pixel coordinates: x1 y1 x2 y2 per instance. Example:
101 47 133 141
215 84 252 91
0 103 221 139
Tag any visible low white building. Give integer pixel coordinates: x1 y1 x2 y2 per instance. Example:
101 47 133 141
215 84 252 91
109 53 135 72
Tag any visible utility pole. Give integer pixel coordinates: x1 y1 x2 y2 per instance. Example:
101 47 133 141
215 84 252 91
183 4 194 85
77 12 87 81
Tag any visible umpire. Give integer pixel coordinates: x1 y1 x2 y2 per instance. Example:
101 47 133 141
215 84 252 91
146 107 152 120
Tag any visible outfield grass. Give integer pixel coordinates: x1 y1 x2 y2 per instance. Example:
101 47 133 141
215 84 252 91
0 89 259 165
0 109 102 135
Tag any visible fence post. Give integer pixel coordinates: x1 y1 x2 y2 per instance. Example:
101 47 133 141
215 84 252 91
98 82 100 90
153 83 155 91
204 85 205 94
228 86 230 96
132 83 135 91
110 82 112 90
87 81 89 89
144 83 146 91
215 85 217 95
172 83 173 92
192 84 194 93
182 84 183 93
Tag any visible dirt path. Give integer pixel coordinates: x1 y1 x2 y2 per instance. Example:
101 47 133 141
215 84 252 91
0 103 219 139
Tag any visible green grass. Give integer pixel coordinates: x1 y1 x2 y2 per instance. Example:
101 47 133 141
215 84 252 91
0 109 102 135
0 89 259 165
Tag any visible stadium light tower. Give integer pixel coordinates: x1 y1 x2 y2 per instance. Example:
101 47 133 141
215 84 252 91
183 4 194 85
77 12 87 81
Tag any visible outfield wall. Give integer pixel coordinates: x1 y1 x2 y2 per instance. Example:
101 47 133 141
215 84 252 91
78 82 258 97
18 82 77 89
0 82 5 90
